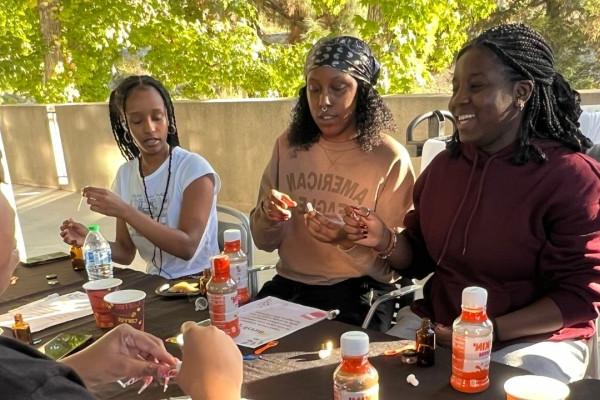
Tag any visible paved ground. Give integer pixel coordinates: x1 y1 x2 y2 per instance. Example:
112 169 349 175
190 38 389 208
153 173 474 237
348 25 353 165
12 184 278 284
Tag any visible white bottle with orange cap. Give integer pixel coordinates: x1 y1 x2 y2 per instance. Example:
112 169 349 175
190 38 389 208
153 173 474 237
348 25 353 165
333 331 379 399
221 229 250 304
206 255 240 338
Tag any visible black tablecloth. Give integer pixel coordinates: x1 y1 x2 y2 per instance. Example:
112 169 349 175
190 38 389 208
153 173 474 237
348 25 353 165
1 261 597 399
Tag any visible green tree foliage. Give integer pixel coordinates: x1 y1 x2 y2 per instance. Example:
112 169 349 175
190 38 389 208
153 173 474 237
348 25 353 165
476 0 600 88
355 0 495 93
1 0 496 103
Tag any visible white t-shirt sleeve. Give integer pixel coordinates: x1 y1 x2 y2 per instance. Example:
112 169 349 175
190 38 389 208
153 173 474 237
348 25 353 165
111 163 128 198
177 153 221 195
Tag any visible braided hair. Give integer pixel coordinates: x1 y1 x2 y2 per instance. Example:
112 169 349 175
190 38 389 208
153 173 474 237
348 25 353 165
449 23 592 164
108 75 180 161
288 80 395 152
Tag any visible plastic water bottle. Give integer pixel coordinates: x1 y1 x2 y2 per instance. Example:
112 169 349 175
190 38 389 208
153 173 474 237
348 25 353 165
450 286 493 393
83 224 113 280
333 331 379 400
207 255 240 338
222 229 250 305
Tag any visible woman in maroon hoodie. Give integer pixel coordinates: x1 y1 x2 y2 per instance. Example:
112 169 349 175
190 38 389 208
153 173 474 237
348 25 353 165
344 23 600 382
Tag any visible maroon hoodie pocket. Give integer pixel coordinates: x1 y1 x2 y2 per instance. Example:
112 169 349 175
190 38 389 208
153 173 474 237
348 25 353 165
487 280 539 318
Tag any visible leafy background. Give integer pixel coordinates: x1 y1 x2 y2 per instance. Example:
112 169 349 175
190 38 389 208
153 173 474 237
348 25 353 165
0 0 598 103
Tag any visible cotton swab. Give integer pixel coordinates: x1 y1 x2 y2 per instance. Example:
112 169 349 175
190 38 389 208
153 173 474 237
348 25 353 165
76 190 85 212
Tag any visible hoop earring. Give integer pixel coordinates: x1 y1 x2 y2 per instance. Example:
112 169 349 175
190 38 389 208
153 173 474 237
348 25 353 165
515 98 525 111
123 131 132 144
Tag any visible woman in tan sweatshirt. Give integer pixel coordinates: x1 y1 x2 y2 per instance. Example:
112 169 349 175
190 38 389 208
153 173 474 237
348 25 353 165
250 36 415 330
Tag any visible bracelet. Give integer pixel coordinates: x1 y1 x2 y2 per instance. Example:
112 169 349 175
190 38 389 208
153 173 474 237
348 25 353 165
378 228 397 259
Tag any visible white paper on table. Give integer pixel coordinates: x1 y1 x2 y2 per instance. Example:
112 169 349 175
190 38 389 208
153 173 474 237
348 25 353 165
0 292 93 333
235 296 328 348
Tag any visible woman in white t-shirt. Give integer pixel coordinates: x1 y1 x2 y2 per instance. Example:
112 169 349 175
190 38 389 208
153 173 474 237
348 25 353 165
60 75 220 278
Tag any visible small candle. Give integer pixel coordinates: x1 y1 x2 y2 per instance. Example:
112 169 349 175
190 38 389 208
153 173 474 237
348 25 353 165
318 340 333 359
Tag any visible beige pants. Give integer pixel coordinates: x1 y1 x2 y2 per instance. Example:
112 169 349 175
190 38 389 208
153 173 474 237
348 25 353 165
387 306 590 383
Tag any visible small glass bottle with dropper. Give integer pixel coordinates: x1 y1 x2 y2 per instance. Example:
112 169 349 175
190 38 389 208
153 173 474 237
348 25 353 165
12 313 33 344
416 317 436 366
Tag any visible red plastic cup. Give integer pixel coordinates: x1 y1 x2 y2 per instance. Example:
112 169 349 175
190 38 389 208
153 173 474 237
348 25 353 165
82 278 122 328
103 289 147 331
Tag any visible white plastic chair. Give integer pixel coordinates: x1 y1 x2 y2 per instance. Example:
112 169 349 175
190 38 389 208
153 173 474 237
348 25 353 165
420 137 448 173
580 106 600 144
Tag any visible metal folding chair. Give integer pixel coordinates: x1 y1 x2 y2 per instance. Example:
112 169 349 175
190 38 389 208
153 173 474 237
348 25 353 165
216 204 275 298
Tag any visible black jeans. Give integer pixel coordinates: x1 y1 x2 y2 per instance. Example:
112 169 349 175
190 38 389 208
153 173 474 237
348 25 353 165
257 274 396 331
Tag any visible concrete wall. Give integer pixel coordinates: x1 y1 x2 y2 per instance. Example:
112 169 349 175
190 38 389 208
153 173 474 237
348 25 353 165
55 103 124 192
177 99 295 211
1 90 600 213
0 105 56 187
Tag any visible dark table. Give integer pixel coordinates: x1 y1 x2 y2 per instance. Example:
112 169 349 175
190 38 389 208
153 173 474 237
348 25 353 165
1 260 598 399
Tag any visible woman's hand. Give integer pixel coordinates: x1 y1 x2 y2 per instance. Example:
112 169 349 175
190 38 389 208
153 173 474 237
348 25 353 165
83 186 131 219
434 324 453 348
342 205 390 251
262 189 297 222
178 322 242 400
304 210 349 245
59 218 88 247
61 324 177 387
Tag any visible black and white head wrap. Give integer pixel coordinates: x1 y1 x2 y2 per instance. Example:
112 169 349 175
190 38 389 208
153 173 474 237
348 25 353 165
304 36 380 86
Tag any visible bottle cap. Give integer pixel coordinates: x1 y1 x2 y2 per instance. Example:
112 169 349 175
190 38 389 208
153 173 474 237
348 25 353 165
88 224 100 233
211 255 231 277
461 286 488 309
340 331 369 357
223 229 241 243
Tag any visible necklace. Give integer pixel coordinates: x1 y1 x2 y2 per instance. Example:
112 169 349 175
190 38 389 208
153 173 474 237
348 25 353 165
316 141 357 170
138 147 173 277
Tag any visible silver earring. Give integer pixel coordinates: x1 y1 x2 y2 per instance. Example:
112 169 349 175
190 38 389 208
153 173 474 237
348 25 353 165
321 106 328 112
516 98 525 111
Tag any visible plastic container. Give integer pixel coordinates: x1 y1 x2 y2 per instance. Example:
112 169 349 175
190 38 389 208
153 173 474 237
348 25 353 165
333 331 379 400
207 255 240 337
83 224 113 280
504 375 570 400
221 229 250 304
450 286 493 393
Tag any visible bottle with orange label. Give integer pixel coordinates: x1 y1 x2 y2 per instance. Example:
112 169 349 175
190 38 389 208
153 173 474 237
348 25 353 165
221 229 250 304
206 255 240 338
450 286 493 393
333 331 379 400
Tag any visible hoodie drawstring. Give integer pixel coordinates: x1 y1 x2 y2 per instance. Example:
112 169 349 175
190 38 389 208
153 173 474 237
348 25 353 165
436 152 499 264
436 152 478 265
462 154 499 255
